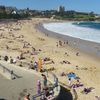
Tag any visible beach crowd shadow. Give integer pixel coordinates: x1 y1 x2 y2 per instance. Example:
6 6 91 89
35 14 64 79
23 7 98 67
0 98 6 100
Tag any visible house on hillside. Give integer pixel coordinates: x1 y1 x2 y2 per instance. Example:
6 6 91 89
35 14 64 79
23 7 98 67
0 6 6 13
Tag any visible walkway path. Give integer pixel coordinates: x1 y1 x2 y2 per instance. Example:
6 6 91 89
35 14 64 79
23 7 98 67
0 61 42 100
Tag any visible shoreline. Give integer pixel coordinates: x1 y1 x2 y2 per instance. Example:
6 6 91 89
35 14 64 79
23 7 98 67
35 19 100 99
36 21 100 59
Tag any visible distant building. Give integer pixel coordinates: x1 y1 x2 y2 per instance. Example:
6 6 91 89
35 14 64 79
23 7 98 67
18 8 29 15
0 5 6 13
11 10 17 14
18 10 26 15
5 7 17 14
57 6 65 12
95 14 100 18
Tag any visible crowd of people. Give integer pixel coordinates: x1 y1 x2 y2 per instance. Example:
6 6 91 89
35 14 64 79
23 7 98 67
23 73 58 100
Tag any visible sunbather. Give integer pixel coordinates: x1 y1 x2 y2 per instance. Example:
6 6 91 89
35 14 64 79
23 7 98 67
82 87 94 94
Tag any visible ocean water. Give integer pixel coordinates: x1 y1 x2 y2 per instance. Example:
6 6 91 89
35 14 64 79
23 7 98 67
43 22 100 43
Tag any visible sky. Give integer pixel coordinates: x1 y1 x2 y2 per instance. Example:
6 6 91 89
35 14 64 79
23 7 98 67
0 0 100 14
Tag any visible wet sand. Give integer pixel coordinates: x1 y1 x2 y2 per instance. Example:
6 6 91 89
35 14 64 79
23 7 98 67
37 22 100 59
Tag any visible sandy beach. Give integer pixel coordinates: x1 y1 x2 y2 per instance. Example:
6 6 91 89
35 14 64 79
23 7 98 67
0 18 100 100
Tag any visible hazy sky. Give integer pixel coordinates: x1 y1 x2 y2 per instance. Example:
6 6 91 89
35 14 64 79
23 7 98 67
0 0 100 14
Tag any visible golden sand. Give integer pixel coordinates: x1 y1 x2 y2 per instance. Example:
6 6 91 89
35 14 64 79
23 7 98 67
0 18 100 100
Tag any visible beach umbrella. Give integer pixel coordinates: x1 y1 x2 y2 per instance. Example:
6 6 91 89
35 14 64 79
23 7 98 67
38 58 42 72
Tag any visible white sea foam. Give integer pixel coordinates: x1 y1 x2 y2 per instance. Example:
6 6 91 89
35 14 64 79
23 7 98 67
43 22 100 43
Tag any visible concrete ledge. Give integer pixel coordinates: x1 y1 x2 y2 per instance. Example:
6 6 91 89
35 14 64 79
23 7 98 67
0 63 12 80
0 69 11 80
0 61 20 80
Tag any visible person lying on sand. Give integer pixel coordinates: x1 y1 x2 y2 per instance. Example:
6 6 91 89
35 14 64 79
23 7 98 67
60 72 66 76
19 53 25 60
60 60 71 64
95 96 100 100
43 57 51 61
64 52 69 56
81 87 94 94
72 80 84 88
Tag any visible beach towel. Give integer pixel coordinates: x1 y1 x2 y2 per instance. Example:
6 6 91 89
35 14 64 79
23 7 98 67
67 73 76 78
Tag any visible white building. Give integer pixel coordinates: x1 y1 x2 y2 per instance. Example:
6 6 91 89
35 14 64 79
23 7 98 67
57 6 65 12
12 10 17 14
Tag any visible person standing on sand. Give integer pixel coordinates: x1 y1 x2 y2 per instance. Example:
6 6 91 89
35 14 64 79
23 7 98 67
68 78 72 86
37 80 41 95
52 73 56 82
66 40 68 45
59 40 62 46
63 41 66 46
4 55 9 61
42 74 47 88
56 42 58 47
54 77 58 91
34 61 38 71
11 70 14 80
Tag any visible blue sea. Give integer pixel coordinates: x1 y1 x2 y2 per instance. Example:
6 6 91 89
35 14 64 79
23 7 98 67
43 21 100 43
